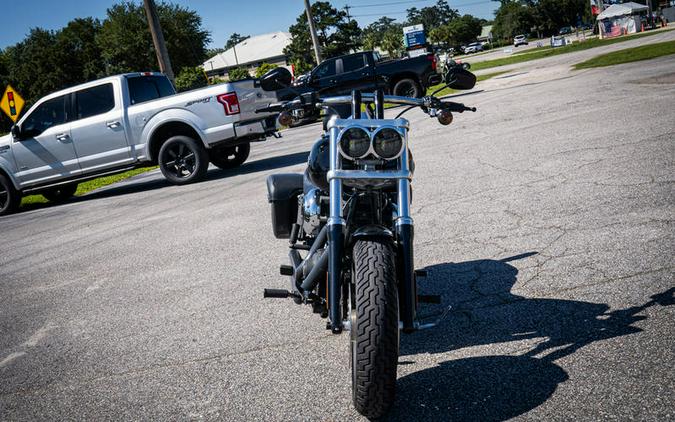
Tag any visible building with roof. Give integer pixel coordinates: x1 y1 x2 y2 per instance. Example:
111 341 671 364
202 31 292 79
477 25 493 43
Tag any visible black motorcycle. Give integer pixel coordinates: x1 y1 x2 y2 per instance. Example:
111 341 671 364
257 66 477 419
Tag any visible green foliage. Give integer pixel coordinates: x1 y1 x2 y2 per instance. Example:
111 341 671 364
573 41 675 69
228 67 250 81
175 66 207 92
381 29 404 58
284 1 362 68
492 1 536 39
491 0 591 39
255 63 278 79
430 15 483 48
361 17 401 52
291 59 314 76
405 0 459 29
225 33 249 50
205 47 225 58
97 2 210 74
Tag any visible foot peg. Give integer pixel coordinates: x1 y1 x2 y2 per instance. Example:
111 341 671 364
264 288 300 299
279 265 294 276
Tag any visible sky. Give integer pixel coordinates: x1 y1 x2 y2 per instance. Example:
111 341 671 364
0 0 498 50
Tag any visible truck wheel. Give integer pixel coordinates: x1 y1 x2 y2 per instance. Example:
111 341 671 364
393 78 423 98
0 174 21 216
208 142 250 170
158 135 209 185
351 239 399 419
42 183 78 203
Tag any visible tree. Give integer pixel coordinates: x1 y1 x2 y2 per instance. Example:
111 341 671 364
56 18 105 84
255 62 278 79
205 47 225 58
228 67 250 81
406 0 459 30
174 66 207 92
492 1 536 39
97 2 210 75
429 15 483 49
381 28 404 58
225 33 249 50
361 17 400 51
284 1 361 68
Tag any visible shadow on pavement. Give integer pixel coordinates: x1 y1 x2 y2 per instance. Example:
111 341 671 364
17 151 309 211
387 253 674 421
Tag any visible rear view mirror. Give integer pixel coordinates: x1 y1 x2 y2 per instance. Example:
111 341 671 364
444 68 476 90
260 67 293 92
10 125 21 140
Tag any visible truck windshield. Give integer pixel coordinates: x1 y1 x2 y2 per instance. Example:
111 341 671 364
128 75 176 105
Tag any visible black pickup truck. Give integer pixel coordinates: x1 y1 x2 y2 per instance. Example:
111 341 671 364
296 51 441 98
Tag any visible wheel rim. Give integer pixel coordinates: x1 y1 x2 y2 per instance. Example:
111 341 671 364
0 184 7 211
397 81 416 97
162 143 196 178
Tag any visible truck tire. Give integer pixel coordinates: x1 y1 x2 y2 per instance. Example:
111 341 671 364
393 78 423 98
0 174 21 216
208 142 250 170
42 183 78 203
351 239 399 419
158 135 209 185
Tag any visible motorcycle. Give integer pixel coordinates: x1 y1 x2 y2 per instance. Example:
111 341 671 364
256 66 477 418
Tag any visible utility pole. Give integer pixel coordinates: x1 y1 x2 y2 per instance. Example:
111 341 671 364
304 0 323 64
143 0 175 83
344 5 352 21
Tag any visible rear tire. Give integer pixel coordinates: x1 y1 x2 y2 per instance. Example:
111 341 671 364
392 78 423 98
158 135 209 185
42 183 78 203
0 174 20 216
351 239 399 419
208 142 250 170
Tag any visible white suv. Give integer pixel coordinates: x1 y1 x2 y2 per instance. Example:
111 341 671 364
514 35 528 47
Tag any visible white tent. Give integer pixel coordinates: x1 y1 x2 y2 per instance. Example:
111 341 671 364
596 2 648 20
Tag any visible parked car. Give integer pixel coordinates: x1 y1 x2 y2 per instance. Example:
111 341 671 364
559 26 573 35
513 35 529 47
0 72 279 215
292 51 440 99
462 42 484 54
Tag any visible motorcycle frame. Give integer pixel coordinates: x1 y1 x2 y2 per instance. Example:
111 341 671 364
324 89 417 333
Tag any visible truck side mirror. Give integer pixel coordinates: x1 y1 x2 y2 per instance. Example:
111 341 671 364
10 125 21 140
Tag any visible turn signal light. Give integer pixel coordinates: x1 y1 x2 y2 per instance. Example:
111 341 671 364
437 110 453 125
278 111 293 127
217 92 240 115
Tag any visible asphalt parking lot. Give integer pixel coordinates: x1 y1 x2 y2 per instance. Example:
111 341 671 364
1 36 674 420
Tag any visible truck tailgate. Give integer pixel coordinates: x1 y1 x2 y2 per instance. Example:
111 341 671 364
230 79 278 123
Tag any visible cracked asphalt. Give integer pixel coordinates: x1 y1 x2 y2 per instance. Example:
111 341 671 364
1 35 674 420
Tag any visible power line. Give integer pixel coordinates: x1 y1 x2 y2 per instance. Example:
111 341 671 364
349 0 494 16
349 0 432 9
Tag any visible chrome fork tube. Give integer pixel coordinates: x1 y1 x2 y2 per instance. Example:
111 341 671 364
328 124 345 333
396 142 416 332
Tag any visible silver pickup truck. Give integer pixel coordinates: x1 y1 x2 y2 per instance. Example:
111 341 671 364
0 72 279 215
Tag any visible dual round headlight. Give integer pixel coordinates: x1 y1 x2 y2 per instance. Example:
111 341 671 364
339 126 404 160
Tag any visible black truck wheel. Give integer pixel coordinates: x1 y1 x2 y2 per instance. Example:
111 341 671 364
351 239 399 419
158 135 209 185
0 174 21 216
393 78 423 98
42 183 78 203
208 142 250 170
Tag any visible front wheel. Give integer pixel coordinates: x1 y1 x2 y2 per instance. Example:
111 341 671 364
0 174 21 216
158 136 209 185
351 239 399 419
208 142 250 170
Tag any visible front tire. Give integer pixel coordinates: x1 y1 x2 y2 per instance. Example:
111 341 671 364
0 174 21 216
208 142 250 170
392 78 423 98
158 136 209 185
351 239 399 419
42 183 78 203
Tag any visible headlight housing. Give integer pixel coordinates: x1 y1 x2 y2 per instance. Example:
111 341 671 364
339 127 370 160
372 127 404 159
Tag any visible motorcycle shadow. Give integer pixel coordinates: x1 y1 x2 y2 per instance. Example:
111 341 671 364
386 254 674 421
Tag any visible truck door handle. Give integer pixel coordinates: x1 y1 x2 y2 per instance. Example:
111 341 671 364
107 121 121 129
56 133 70 142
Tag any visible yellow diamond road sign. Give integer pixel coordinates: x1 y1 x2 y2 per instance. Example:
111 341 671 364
1 85 25 123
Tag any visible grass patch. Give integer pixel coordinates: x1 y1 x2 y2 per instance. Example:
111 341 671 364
470 28 675 71
573 40 675 69
20 166 157 208
425 70 510 97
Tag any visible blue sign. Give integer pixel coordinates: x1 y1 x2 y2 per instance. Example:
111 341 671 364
403 24 426 49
